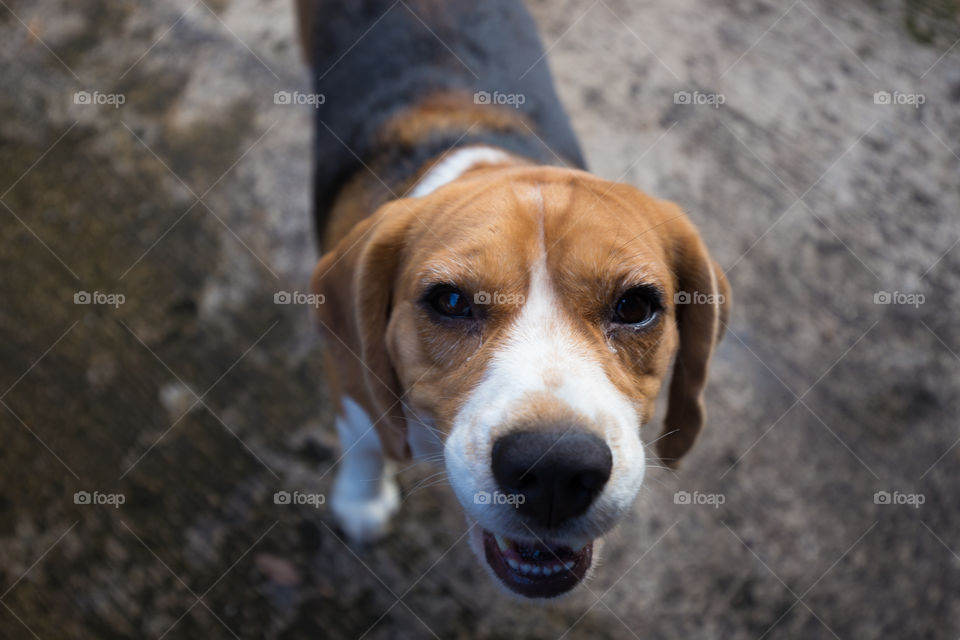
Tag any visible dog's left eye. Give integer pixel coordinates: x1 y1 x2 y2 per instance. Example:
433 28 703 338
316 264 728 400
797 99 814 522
426 285 473 319
613 287 661 326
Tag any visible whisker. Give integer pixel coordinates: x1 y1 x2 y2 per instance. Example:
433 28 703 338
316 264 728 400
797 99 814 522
645 428 679 446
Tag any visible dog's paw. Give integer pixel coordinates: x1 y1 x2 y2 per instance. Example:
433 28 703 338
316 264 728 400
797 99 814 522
330 473 400 544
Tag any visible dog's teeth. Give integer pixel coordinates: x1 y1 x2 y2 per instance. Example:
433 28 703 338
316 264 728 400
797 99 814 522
542 566 552 576
507 558 520 570
520 563 533 574
551 564 562 573
531 565 541 575
494 534 510 551
564 561 575 570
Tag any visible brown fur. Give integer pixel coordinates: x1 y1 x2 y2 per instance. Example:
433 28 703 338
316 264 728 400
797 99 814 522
377 91 533 148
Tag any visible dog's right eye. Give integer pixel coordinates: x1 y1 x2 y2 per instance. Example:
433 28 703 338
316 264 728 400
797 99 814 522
426 285 473 319
613 286 662 327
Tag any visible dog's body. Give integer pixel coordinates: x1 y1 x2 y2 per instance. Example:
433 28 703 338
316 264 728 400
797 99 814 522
299 0 729 599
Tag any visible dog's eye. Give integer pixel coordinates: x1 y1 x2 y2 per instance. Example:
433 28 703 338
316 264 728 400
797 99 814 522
613 287 660 326
427 285 473 319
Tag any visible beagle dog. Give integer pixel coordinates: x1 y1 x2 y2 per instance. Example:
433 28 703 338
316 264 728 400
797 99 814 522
298 0 730 599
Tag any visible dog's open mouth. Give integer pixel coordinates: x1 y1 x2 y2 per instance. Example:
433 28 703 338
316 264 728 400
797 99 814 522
481 529 593 598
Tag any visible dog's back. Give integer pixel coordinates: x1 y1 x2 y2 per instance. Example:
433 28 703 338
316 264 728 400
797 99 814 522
299 0 585 240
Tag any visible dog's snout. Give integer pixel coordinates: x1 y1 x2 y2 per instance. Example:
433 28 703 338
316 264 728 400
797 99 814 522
491 429 612 529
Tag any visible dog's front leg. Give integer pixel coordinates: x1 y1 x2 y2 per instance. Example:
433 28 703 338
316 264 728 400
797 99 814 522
329 395 401 543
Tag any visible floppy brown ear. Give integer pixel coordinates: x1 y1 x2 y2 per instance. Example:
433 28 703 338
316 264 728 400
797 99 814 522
656 208 730 467
310 203 413 460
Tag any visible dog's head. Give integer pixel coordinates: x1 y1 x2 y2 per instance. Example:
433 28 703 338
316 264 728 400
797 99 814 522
312 165 729 598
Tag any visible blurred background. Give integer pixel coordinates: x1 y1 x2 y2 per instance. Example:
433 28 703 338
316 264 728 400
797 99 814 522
1 0 959 638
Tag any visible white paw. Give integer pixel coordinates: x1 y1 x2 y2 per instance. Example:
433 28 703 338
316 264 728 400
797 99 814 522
330 473 400 544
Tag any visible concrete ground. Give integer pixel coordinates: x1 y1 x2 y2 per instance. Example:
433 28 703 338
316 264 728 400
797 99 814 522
1 0 959 638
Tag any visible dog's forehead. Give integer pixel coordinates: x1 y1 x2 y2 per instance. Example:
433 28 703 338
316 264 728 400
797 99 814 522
405 171 671 288
535 179 672 282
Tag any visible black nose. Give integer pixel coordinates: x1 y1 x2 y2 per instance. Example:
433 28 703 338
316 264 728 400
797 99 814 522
491 429 613 529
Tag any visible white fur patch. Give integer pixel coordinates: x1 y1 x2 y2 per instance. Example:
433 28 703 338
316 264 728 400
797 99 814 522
409 146 513 197
445 202 645 544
